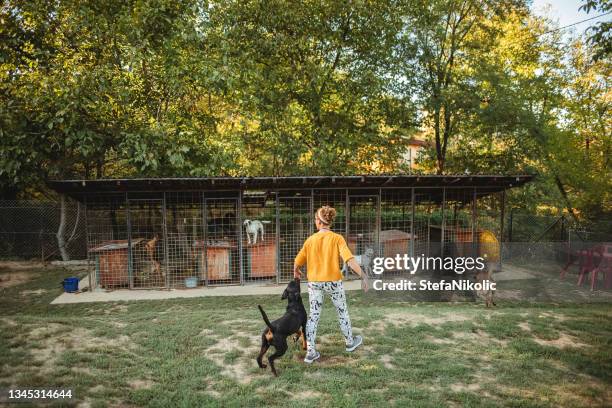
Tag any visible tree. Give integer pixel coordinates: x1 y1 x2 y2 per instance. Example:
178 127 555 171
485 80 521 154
580 0 611 61
209 0 416 175
402 0 530 173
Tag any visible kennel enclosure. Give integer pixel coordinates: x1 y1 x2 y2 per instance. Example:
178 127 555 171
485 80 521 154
49 175 533 289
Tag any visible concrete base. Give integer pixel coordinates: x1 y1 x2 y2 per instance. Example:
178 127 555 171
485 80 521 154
51 278 363 304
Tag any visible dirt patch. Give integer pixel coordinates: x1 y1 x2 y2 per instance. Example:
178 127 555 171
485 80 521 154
220 319 252 327
318 355 352 366
0 318 18 327
129 379 155 390
380 354 394 369
76 399 92 408
0 271 36 288
28 324 134 373
88 385 105 394
199 328 216 336
0 261 46 270
450 383 481 393
496 289 524 300
103 304 128 314
533 332 590 349
206 337 257 384
21 289 48 296
425 335 455 345
366 320 388 331
204 389 221 398
382 311 471 327
538 312 568 321
452 330 508 346
518 322 531 332
293 390 322 400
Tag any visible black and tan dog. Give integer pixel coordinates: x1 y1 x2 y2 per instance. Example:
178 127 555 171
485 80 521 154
256 278 307 376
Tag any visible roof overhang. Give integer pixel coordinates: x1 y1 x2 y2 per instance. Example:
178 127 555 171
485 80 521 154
48 174 534 201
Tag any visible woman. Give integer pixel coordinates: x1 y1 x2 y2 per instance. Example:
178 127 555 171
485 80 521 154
293 205 369 364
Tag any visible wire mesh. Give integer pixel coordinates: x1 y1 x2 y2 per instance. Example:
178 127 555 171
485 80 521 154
128 197 166 289
443 188 476 260
202 197 240 285
242 192 277 283
347 193 379 278
61 185 573 289
380 189 413 274
278 194 312 282
475 191 502 265
413 189 443 262
165 192 203 288
86 195 128 289
0 199 86 261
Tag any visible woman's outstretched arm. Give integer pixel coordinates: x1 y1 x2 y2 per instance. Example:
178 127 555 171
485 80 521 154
347 258 369 292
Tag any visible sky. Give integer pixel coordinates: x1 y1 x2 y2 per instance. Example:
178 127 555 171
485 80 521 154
531 0 611 35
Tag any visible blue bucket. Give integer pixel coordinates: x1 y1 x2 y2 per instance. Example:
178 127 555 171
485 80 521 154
184 277 198 288
63 277 80 293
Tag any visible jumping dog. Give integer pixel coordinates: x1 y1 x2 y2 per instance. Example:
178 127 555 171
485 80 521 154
256 278 307 376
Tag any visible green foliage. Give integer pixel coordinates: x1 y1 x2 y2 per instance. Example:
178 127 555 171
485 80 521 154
580 0 611 61
0 0 609 219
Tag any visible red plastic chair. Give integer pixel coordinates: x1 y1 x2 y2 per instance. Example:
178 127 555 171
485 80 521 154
576 247 598 289
589 244 612 291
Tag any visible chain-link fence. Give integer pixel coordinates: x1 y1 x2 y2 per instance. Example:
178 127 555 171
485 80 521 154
507 212 612 243
0 200 87 261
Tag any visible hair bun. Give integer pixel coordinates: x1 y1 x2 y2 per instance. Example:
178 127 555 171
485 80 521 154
318 206 336 225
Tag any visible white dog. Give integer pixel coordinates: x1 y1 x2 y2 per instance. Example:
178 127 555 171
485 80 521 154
243 219 271 244
342 247 375 278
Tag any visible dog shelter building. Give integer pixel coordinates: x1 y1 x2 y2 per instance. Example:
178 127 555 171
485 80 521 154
48 175 533 290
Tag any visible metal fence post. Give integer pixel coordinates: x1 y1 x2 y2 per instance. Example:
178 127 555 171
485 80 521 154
508 208 513 242
238 190 244 285
441 188 446 258
126 193 133 289
472 188 477 258
162 193 170 289
275 192 280 284
410 188 415 258
499 190 506 271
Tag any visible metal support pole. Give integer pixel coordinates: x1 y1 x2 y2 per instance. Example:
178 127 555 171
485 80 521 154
203 195 209 286
309 189 314 236
162 193 170 289
410 188 415 258
508 208 513 242
499 190 506 271
275 192 280 284
345 189 350 239
83 196 93 291
472 188 477 258
126 193 133 289
238 191 244 285
441 188 446 258
376 188 382 256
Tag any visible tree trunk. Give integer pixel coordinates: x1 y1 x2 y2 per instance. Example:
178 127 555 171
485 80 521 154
56 194 70 261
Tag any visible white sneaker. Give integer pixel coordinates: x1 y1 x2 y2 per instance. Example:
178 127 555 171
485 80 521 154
304 350 321 364
346 335 363 352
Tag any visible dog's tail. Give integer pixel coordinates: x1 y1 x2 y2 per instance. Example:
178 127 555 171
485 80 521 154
258 305 274 332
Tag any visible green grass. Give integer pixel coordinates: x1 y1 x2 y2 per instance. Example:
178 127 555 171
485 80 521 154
0 266 611 407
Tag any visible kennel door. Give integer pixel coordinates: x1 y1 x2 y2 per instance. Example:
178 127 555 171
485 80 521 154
348 195 380 263
202 198 240 285
127 199 167 289
278 196 312 283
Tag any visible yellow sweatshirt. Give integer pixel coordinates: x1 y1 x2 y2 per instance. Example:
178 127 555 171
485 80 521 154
294 230 354 282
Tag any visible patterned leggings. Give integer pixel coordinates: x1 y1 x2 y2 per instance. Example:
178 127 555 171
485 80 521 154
306 280 353 353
